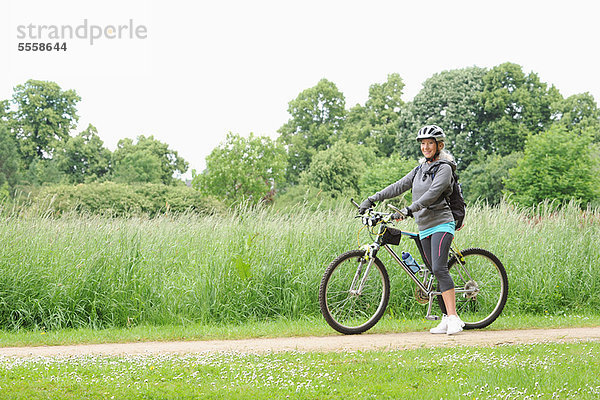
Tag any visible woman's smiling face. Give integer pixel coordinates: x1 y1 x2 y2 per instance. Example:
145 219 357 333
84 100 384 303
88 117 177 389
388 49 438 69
420 138 439 160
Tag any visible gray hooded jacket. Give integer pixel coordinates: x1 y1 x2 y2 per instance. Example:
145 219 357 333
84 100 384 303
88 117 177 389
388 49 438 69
369 160 456 232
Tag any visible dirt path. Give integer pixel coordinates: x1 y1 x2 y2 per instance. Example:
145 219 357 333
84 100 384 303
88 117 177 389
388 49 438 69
1 327 600 357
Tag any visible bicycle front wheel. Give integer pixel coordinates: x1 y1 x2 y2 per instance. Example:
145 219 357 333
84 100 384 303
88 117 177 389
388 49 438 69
319 249 390 335
438 248 508 329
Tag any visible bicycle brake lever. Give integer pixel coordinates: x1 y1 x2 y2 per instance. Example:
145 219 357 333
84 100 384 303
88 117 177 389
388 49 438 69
387 204 402 213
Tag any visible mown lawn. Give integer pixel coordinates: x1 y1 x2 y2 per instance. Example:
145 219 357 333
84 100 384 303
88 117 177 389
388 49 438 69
1 341 599 399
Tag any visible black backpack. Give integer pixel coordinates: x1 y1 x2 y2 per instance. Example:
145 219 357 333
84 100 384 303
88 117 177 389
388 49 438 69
417 161 466 230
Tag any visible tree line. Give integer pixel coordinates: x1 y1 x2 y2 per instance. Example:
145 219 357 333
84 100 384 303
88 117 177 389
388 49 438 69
1 62 599 212
195 62 600 208
0 80 188 202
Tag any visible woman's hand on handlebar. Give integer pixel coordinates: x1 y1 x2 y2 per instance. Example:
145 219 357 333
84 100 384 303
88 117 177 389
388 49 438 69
387 204 410 221
358 198 374 215
391 212 405 221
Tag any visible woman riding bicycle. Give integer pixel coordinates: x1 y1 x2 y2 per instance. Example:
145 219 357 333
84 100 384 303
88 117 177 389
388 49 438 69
358 125 464 335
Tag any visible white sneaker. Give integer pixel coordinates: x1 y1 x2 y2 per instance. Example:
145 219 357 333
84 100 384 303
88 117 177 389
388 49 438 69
429 314 448 334
446 315 465 335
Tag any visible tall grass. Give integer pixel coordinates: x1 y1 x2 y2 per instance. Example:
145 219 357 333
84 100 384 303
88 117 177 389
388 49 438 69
0 201 598 330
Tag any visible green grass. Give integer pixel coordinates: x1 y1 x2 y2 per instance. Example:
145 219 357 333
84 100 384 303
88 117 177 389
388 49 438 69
1 341 599 399
0 201 599 331
1 314 599 348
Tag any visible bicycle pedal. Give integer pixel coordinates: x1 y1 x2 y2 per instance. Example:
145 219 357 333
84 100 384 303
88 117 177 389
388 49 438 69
425 315 440 321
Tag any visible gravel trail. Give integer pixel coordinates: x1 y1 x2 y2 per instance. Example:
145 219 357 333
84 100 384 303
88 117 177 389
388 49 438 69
1 327 599 357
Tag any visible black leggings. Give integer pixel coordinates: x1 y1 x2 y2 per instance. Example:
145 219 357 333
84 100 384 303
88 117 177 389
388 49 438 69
421 231 454 292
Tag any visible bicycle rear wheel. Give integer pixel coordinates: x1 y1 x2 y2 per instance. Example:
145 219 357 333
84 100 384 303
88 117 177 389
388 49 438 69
319 249 390 335
438 248 508 329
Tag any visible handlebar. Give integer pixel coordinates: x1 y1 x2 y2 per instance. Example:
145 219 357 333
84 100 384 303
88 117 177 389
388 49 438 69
350 198 406 227
387 203 403 214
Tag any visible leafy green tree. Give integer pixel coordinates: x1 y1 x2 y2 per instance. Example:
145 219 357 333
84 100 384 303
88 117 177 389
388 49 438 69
396 67 487 168
504 127 599 206
8 80 81 168
193 133 287 203
23 158 67 186
478 63 561 156
301 141 368 196
0 125 20 194
112 135 188 185
554 92 600 139
0 100 9 122
344 73 405 157
54 124 112 183
278 79 346 184
358 154 416 201
343 104 371 145
460 152 521 205
112 152 162 184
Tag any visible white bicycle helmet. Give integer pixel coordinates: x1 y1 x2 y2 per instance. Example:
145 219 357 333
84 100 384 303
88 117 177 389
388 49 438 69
416 125 445 142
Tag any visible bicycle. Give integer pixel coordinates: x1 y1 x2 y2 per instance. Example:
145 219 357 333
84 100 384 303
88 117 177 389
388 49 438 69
318 199 508 335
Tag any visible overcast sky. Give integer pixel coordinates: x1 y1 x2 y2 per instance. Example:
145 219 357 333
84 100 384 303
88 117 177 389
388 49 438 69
2 0 599 177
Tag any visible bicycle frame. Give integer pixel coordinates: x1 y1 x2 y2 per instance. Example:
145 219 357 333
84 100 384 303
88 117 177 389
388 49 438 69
370 221 475 321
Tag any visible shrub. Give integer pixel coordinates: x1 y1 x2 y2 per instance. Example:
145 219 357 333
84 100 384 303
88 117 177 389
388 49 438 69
29 182 225 216
461 152 521 205
504 127 600 207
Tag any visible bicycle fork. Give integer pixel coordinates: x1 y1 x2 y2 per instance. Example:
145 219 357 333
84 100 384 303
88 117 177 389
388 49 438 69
349 258 371 296
350 244 378 295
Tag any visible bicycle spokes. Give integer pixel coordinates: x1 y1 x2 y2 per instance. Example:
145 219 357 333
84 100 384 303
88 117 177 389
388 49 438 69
319 250 390 334
445 248 508 328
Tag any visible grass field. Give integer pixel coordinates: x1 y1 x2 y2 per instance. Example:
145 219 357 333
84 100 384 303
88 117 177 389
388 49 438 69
0 201 599 331
1 341 599 399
